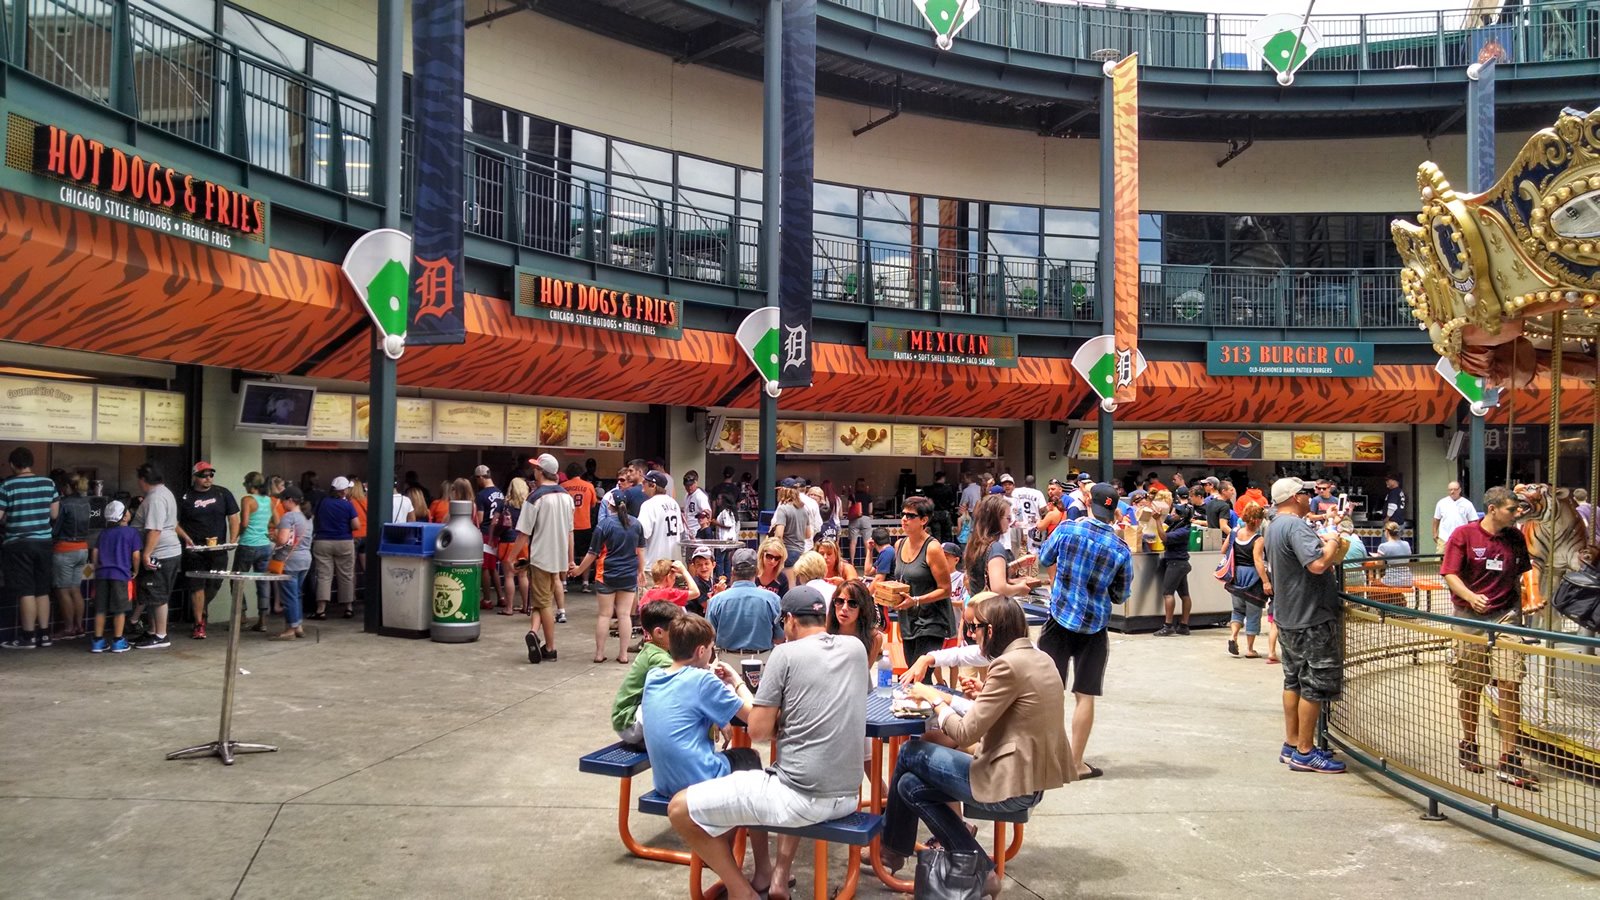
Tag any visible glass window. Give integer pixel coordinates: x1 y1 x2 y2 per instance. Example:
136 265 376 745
311 44 376 103
679 156 735 197
134 0 215 36
814 182 857 218
570 129 606 171
1045 207 1097 236
1044 234 1096 261
988 204 1040 235
815 213 857 239
611 141 672 184
466 98 513 143
223 8 306 71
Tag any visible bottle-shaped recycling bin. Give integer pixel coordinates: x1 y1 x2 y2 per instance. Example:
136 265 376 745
431 499 483 643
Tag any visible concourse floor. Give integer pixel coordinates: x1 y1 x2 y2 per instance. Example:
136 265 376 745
0 606 1595 899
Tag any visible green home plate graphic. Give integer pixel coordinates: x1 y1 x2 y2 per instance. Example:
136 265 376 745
1071 335 1147 413
737 307 783 398
1247 13 1321 85
342 228 413 359
1436 357 1501 416
914 0 979 50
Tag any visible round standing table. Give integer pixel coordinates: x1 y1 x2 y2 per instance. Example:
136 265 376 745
165 570 290 766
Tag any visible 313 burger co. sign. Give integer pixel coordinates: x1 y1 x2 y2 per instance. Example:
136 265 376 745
513 268 683 340
1206 341 1373 378
1 107 270 260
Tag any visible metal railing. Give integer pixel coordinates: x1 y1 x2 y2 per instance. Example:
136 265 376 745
831 0 1600 70
1329 587 1600 863
4 0 1416 329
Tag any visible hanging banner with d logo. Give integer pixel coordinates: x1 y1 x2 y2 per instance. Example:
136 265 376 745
778 0 816 388
1109 54 1141 407
407 0 466 345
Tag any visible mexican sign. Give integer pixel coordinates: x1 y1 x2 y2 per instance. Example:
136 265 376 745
914 0 980 50
1207 341 1374 377
868 325 1017 368
1247 13 1321 85
343 229 413 359
1 106 270 259
1436 357 1501 416
514 270 683 339
1072 335 1147 413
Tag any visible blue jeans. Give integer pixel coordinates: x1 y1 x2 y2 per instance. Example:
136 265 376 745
281 569 307 628
883 740 1041 861
233 544 272 612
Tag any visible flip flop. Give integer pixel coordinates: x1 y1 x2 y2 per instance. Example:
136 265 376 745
1245 651 1262 658
1078 764 1104 779
1266 656 1281 665
593 656 608 663
497 609 514 616
617 656 630 665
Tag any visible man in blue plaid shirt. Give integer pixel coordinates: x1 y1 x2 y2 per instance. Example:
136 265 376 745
1037 482 1131 780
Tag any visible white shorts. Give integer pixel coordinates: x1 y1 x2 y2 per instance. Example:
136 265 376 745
686 769 859 838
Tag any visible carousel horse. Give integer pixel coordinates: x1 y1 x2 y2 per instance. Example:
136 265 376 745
1513 483 1588 615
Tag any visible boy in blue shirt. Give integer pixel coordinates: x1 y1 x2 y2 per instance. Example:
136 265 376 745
90 500 141 653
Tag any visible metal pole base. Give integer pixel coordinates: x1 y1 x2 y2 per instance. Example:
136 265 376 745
166 740 278 767
1419 798 1447 822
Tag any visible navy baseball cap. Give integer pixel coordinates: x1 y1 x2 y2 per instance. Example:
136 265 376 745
1089 483 1119 522
1077 472 1095 484
781 585 827 618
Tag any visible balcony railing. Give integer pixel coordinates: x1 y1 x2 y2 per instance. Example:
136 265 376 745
6 0 1416 331
830 0 1600 71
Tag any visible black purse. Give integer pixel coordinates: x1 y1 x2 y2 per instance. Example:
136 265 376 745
914 848 987 900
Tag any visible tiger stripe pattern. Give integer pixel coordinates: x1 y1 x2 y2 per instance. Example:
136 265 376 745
1110 53 1141 407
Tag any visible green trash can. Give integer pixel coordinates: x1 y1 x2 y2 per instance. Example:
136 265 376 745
1189 525 1206 551
431 499 483 643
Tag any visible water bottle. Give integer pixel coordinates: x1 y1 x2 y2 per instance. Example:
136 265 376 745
876 648 893 688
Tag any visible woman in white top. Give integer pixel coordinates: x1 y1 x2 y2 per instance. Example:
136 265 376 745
792 550 835 603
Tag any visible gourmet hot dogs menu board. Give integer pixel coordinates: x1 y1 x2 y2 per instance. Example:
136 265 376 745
1075 427 1384 463
0 377 182 446
313 392 626 449
711 418 998 458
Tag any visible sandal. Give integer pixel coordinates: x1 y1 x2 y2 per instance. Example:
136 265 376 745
1266 656 1280 665
616 656 630 665
497 609 514 616
593 656 608 663
310 610 327 621
1244 651 1262 658
342 606 354 619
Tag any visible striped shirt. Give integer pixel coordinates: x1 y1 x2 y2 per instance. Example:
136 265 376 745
1038 516 1132 635
0 474 58 543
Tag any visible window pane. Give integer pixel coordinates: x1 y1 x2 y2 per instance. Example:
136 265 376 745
862 190 910 225
987 231 1038 257
1045 207 1097 236
679 156 734 197
570 129 605 170
677 187 734 217
863 217 910 246
134 0 214 36
223 8 305 71
311 44 376 102
815 213 857 239
814 182 857 217
612 141 672 184
1045 235 1096 261
988 204 1040 235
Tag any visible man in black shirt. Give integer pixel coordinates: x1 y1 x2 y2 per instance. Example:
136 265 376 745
1384 474 1408 527
1202 477 1233 534
712 466 741 513
923 471 958 542
176 461 239 640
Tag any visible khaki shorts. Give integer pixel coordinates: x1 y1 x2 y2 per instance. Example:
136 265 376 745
1448 611 1526 690
527 567 558 612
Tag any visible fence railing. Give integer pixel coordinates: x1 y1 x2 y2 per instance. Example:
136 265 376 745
1330 585 1600 863
830 0 1600 71
6 0 1417 329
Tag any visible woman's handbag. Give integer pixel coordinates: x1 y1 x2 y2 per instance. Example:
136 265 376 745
914 848 986 900
1212 538 1235 582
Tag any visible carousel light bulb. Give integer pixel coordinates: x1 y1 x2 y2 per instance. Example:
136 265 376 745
1421 187 1434 200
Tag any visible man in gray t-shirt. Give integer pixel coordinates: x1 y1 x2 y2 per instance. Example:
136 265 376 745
1263 477 1348 774
131 463 184 649
671 585 867 900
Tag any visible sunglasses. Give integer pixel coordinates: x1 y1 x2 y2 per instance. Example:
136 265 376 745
764 553 783 561
900 511 926 518
197 472 216 478
833 597 860 609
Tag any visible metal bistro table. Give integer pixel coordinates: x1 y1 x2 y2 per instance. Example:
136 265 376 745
865 687 931 894
166 570 289 766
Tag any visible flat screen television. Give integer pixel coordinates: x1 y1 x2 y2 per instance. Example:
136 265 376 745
237 381 316 434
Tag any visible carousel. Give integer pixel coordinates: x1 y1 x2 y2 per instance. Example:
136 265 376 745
1393 103 1600 769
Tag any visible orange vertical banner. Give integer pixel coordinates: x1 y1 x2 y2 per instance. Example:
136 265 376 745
1110 54 1140 407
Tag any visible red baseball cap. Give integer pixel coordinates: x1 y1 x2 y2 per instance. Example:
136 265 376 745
192 461 216 475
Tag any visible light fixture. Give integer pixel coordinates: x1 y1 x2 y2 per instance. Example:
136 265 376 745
0 366 96 380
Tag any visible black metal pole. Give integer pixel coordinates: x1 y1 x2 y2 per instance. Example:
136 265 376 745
365 0 402 633
760 0 782 510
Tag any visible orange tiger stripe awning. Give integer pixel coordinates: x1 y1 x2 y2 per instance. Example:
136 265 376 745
1116 361 1460 425
0 191 360 372
1483 376 1597 425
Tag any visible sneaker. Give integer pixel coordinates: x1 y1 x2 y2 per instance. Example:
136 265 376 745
1153 624 1176 637
35 631 52 648
540 647 558 661
555 611 568 625
1175 624 1191 636
1496 753 1541 791
525 630 543 664
192 621 207 640
134 633 171 650
1288 749 1347 774
110 637 131 653
90 637 108 653
1 635 36 650
581 583 593 594
1227 639 1240 657
1458 740 1485 773
1279 742 1295 764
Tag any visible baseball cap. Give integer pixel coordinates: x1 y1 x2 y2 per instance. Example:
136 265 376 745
280 485 305 503
1077 472 1095 484
1175 486 1190 499
644 471 670 488
104 500 127 522
999 473 1015 484
780 584 828 618
1202 476 1220 488
1270 477 1311 505
691 545 715 560
331 476 352 491
1048 478 1068 488
473 465 491 478
779 477 799 489
988 485 1006 495
941 541 962 558
602 489 621 509
192 461 215 476
1089 483 1119 522
731 548 759 571
533 453 559 476
1129 488 1149 500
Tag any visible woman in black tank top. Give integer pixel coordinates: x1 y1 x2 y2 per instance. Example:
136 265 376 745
889 496 955 682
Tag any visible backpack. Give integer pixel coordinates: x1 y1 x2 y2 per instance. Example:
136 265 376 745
1553 562 1600 632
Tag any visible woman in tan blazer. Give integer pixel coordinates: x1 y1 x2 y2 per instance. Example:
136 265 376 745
880 594 1074 894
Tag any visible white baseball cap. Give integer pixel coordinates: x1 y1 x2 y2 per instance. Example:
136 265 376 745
999 473 1015 483
534 453 560 476
473 464 491 478
331 476 353 491
1270 477 1310 505
104 500 127 522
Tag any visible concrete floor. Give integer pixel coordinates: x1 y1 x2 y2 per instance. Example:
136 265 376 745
0 607 1596 899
